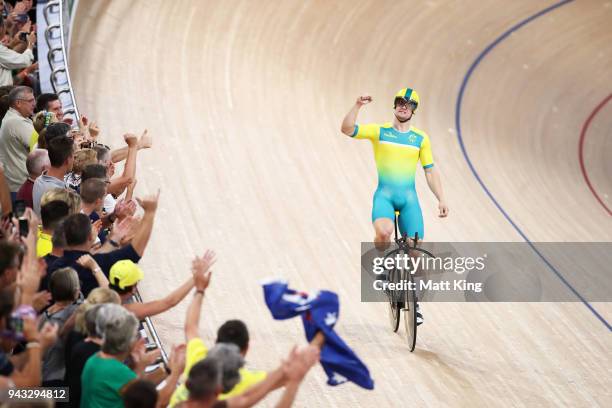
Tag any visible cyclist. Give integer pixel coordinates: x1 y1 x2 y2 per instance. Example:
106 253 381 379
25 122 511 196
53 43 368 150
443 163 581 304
341 88 449 323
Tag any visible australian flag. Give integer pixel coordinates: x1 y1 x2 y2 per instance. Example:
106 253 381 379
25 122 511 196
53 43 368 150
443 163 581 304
262 279 374 390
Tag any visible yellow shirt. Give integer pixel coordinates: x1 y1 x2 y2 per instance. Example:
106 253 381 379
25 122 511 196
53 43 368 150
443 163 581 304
37 229 53 258
169 338 267 407
351 123 434 187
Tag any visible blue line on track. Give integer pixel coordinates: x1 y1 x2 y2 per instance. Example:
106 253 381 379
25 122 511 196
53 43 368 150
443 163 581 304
454 0 611 331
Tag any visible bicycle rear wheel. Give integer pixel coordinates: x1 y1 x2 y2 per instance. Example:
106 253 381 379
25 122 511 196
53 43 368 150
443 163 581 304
403 269 418 352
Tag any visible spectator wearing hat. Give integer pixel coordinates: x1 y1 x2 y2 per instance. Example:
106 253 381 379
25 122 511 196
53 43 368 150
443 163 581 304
110 254 214 321
47 191 160 296
16 148 49 208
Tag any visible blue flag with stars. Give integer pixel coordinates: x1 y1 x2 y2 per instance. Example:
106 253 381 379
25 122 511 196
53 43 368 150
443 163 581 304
262 279 374 390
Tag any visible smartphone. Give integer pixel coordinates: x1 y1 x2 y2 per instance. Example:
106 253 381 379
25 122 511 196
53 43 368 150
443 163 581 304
8 316 24 339
19 218 28 237
18 31 27 42
13 200 26 218
16 13 28 24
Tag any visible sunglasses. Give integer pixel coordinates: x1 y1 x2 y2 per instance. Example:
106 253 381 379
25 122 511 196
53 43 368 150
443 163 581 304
394 98 418 111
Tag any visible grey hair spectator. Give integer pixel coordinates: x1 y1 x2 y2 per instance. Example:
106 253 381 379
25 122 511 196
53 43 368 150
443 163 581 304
0 86 36 193
96 303 139 355
26 149 49 178
16 149 50 208
185 358 222 403
206 343 245 393
8 86 34 106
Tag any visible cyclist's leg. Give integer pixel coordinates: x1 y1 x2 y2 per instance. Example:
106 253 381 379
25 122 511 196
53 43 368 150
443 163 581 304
372 187 395 251
397 191 424 242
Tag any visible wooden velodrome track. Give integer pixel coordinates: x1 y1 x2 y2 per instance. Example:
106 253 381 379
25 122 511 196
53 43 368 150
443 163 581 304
69 0 611 406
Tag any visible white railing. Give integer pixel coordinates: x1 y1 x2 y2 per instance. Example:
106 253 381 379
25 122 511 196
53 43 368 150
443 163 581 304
40 0 79 122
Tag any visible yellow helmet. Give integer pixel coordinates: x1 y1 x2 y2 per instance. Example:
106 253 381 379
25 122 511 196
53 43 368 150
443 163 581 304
394 88 420 111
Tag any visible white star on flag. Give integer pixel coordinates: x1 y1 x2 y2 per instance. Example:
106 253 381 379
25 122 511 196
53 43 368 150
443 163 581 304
331 372 348 384
324 312 338 326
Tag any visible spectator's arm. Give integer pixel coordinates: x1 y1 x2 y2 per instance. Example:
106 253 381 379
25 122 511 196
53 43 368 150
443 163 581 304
156 344 185 408
184 252 215 341
111 131 152 163
107 175 133 197
121 133 139 201
0 42 33 69
125 276 194 320
17 210 42 306
273 345 320 408
110 146 128 163
184 289 204 342
226 367 285 408
141 366 166 385
76 255 109 288
11 320 58 387
131 191 160 257
0 164 12 216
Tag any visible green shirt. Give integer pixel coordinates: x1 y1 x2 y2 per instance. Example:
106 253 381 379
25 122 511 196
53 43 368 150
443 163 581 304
80 353 136 408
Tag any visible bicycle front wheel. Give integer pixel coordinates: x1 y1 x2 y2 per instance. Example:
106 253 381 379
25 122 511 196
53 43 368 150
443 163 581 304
387 262 402 332
403 270 417 352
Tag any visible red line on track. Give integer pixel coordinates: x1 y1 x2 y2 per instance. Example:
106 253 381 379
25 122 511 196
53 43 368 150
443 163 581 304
578 93 612 216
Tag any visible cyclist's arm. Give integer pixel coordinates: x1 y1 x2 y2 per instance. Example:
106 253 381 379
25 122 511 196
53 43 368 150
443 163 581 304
341 103 362 136
424 167 445 202
420 135 448 210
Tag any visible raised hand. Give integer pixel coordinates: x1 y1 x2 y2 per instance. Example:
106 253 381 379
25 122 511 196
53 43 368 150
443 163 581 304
124 133 138 148
32 291 52 312
135 190 160 213
109 216 134 244
38 322 59 350
88 121 100 139
113 198 137 220
76 254 99 271
282 345 320 382
138 129 152 149
168 343 186 375
192 250 216 291
356 95 372 106
91 219 103 236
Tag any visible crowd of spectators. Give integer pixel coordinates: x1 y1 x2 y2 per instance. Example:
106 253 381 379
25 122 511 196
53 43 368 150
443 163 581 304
0 1 322 407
